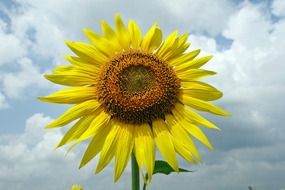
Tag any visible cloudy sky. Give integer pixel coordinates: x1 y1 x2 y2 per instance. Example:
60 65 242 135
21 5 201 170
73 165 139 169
0 0 285 189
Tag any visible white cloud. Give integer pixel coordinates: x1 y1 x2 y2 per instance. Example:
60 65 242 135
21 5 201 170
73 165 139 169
0 19 26 65
161 0 235 36
189 35 217 55
0 0 237 70
149 143 285 190
184 0 285 161
221 1 285 88
223 2 272 49
0 113 284 190
0 91 8 109
0 113 131 190
8 6 67 60
0 113 76 190
187 1 285 93
0 58 50 99
272 0 285 17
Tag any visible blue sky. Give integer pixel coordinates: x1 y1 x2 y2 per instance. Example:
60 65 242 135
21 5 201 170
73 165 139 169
0 0 285 190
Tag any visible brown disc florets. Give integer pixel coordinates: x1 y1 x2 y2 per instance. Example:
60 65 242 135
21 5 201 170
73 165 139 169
96 51 180 124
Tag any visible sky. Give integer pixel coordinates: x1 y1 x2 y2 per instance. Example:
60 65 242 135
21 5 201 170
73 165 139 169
0 0 285 189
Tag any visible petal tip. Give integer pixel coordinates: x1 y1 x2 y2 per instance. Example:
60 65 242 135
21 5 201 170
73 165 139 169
79 161 85 169
64 39 72 45
114 174 120 183
55 142 63 149
95 167 101 174
115 13 121 19
207 55 214 60
82 28 90 34
37 96 45 101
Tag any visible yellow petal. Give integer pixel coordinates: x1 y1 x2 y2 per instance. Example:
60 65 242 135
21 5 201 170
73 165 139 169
152 119 178 171
173 103 220 130
83 28 103 45
166 34 190 61
180 81 223 101
175 55 213 72
168 49 200 66
179 119 213 150
101 20 116 39
57 115 96 148
83 28 120 56
115 14 130 49
114 124 134 181
177 69 216 81
52 65 99 78
44 73 96 86
65 40 107 64
53 65 73 73
165 114 200 161
134 123 155 181
79 123 111 168
115 14 127 34
96 120 120 173
156 31 178 59
173 139 197 163
141 24 162 52
38 86 96 104
77 110 110 142
157 32 190 61
52 64 98 77
128 20 142 49
64 55 101 72
148 28 162 51
178 94 229 116
51 65 99 84
65 141 80 156
46 100 100 128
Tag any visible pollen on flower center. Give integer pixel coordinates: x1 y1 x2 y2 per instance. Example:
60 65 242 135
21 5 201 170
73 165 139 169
120 65 156 94
96 51 180 124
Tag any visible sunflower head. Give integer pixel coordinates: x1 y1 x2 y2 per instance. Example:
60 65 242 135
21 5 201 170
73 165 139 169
40 14 229 182
96 50 180 124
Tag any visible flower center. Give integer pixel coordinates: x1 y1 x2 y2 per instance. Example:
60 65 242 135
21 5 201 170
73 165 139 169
96 51 180 124
120 65 155 95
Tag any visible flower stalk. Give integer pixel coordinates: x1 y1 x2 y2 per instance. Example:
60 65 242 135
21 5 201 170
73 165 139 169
131 153 140 190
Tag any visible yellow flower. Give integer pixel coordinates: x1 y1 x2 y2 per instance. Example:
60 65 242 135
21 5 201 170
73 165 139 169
71 185 84 190
39 14 229 182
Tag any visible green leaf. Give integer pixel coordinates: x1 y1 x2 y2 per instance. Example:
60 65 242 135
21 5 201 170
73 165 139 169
153 160 193 175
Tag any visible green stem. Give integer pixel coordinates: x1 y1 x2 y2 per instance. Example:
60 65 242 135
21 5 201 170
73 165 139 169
142 174 148 190
131 153 140 190
143 182 147 190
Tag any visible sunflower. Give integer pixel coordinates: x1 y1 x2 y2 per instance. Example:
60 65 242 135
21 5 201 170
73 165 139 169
71 185 84 190
39 14 229 182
